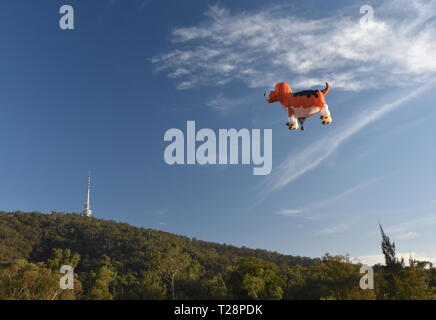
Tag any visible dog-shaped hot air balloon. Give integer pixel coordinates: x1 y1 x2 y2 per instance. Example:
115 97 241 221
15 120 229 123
265 82 332 131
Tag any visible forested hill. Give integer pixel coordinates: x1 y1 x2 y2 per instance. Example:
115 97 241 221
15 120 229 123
1 211 435 300
0 211 314 268
0 211 318 299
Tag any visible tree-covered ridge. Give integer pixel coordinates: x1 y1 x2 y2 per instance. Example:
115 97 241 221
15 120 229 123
0 211 314 269
0 211 435 300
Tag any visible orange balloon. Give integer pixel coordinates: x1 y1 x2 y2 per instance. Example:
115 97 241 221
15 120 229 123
265 82 332 130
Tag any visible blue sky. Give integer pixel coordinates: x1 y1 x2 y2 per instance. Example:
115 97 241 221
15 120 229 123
1 0 436 264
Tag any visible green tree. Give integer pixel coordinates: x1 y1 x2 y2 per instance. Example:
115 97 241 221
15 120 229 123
229 257 283 300
427 264 436 298
202 274 227 299
152 245 190 300
282 265 321 299
110 271 167 299
46 248 80 271
309 254 376 300
0 259 80 300
83 256 117 300
395 258 433 300
376 225 434 300
377 224 404 299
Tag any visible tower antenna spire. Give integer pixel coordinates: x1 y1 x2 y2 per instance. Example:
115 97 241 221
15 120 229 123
84 170 92 217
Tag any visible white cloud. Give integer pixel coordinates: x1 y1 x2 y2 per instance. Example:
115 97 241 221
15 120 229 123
276 209 303 217
397 231 419 240
272 178 382 221
389 215 436 231
206 94 248 113
152 1 436 91
316 223 350 235
357 252 436 266
310 177 383 210
381 213 436 241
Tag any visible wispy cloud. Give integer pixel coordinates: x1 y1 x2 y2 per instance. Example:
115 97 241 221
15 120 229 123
397 231 419 240
316 223 350 235
259 83 432 195
276 209 303 217
391 215 436 231
152 1 436 90
382 213 436 241
276 177 382 220
310 177 383 211
206 94 248 114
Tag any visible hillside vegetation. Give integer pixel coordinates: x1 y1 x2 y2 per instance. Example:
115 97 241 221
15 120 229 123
0 211 435 300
